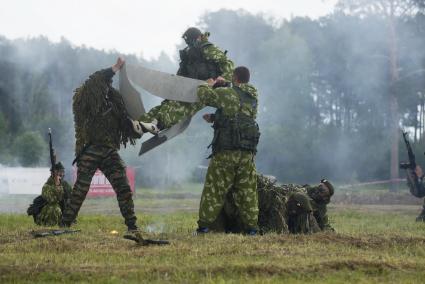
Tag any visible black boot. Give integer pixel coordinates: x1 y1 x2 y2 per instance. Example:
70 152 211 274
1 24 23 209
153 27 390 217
416 208 425 222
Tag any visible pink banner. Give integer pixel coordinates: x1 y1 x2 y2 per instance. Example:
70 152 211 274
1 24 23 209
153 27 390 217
72 167 135 197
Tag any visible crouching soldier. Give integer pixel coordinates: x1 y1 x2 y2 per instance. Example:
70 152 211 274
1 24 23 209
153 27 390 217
27 162 72 226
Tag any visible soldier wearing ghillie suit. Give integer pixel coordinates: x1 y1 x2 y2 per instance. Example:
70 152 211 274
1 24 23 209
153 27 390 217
212 174 335 234
405 165 425 222
195 66 261 235
137 27 234 132
61 58 145 240
27 162 72 226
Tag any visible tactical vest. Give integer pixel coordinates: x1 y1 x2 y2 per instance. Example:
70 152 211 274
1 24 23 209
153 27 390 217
180 41 221 80
211 86 260 155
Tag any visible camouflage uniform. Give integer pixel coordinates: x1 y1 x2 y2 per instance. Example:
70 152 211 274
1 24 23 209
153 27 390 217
35 177 72 226
406 169 425 221
61 68 138 229
139 36 234 129
196 83 260 232
212 174 334 234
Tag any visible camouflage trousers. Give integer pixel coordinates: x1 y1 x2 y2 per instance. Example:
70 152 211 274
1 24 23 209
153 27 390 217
198 150 259 230
62 145 137 227
139 100 204 129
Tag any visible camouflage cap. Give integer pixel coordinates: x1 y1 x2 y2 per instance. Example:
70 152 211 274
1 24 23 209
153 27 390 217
287 192 313 215
54 162 65 171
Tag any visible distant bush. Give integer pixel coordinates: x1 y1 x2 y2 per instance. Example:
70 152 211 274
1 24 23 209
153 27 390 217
13 131 46 166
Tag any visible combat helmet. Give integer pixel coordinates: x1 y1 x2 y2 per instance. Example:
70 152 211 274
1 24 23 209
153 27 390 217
53 162 65 171
306 179 334 204
321 179 334 196
182 27 202 45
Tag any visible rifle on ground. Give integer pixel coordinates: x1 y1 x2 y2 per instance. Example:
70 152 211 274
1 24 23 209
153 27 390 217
31 229 81 238
399 131 416 170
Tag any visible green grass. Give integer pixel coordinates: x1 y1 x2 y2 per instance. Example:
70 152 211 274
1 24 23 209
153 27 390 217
1 201 425 283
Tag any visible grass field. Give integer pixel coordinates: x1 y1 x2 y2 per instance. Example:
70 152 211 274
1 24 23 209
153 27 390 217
1 187 425 283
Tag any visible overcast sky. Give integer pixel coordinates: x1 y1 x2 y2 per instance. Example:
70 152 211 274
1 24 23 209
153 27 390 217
0 0 337 59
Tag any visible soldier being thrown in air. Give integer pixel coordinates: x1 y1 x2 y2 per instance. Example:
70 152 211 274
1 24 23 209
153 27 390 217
134 27 234 134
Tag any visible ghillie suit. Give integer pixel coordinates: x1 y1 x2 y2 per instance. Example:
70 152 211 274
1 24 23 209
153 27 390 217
211 174 335 234
61 68 139 230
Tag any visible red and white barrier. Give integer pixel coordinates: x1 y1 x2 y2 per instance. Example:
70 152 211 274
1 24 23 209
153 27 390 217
72 167 136 197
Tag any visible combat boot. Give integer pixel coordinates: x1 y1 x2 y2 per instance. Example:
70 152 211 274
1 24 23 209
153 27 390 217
416 208 425 222
123 227 146 244
194 227 209 235
245 228 258 236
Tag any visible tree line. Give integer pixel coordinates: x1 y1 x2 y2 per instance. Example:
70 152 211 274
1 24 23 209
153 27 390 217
1 1 425 186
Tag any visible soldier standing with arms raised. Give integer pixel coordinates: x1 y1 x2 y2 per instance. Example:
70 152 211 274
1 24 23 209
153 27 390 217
195 66 260 235
60 58 146 241
138 27 234 131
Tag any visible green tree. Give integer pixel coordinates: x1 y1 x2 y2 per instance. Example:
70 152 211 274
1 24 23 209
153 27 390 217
13 131 45 166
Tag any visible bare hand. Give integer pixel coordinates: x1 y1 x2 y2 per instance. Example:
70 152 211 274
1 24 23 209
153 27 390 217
112 57 125 73
206 78 216 87
203 113 214 123
54 174 61 186
215 76 225 84
415 165 423 177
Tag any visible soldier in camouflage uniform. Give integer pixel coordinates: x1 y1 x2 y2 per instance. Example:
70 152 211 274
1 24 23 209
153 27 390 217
61 58 145 241
195 66 261 235
405 165 425 222
28 162 72 226
211 174 335 234
138 27 234 131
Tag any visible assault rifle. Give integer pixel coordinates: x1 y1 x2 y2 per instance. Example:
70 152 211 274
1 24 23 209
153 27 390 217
48 128 56 172
399 131 416 170
31 229 81 238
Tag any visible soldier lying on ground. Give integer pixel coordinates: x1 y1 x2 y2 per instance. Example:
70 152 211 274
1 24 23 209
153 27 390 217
27 162 72 226
135 27 234 133
405 165 425 222
210 174 335 234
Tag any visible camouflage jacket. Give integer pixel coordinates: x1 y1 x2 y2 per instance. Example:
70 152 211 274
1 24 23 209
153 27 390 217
197 83 258 117
178 38 234 81
42 177 65 206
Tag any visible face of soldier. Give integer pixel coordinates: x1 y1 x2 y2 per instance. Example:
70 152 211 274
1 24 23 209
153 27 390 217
56 170 65 182
315 184 331 204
